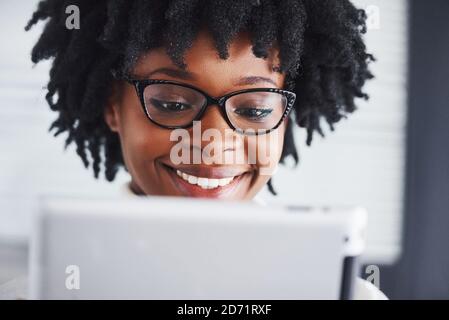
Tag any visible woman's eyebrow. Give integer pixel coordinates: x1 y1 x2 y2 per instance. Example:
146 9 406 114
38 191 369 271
144 67 277 86
233 76 277 86
145 67 195 80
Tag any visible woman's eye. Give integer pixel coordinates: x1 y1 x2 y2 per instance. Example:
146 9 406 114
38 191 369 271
150 98 192 112
234 107 273 120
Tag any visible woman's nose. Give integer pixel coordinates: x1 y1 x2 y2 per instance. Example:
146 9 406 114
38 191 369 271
191 104 244 163
199 103 229 131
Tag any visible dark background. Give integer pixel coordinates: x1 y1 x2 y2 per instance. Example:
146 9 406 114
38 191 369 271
378 0 449 299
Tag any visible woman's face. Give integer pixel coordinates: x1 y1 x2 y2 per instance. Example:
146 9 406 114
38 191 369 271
105 30 287 200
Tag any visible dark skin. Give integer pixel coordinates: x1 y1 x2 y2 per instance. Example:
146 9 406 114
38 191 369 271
104 29 287 200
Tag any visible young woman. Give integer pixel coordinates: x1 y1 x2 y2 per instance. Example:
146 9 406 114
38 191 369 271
24 0 385 299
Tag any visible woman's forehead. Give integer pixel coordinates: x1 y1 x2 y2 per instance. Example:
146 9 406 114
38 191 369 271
132 29 285 89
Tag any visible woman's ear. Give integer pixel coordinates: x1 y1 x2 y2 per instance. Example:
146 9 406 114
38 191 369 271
104 82 121 133
104 103 120 132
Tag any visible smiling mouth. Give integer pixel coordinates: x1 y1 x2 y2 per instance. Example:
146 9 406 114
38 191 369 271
175 169 236 190
161 163 250 197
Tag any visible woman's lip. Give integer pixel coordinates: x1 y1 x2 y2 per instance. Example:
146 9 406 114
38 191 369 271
163 164 249 198
162 163 250 179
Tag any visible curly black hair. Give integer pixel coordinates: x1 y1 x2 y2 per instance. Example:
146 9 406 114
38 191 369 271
25 0 374 194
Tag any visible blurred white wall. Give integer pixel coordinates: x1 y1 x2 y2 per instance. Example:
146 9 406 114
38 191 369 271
0 0 408 264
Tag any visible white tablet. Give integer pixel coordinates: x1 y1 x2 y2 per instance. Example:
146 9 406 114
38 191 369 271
29 195 367 300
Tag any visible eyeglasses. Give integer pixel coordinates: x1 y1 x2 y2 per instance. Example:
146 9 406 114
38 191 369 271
115 72 296 135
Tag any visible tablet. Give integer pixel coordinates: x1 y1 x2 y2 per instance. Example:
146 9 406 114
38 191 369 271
29 195 367 299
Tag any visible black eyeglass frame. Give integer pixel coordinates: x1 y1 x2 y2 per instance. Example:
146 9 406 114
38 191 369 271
115 72 296 135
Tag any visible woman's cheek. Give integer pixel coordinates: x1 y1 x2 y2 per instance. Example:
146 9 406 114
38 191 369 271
118 103 172 178
248 125 285 176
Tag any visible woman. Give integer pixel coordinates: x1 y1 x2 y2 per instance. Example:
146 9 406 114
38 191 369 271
23 0 385 299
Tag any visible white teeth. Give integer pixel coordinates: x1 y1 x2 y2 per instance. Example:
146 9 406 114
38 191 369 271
208 179 219 189
176 169 236 190
197 177 208 188
188 175 198 184
218 177 232 186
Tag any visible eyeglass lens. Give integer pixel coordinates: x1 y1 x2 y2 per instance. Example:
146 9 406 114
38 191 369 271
143 83 288 131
